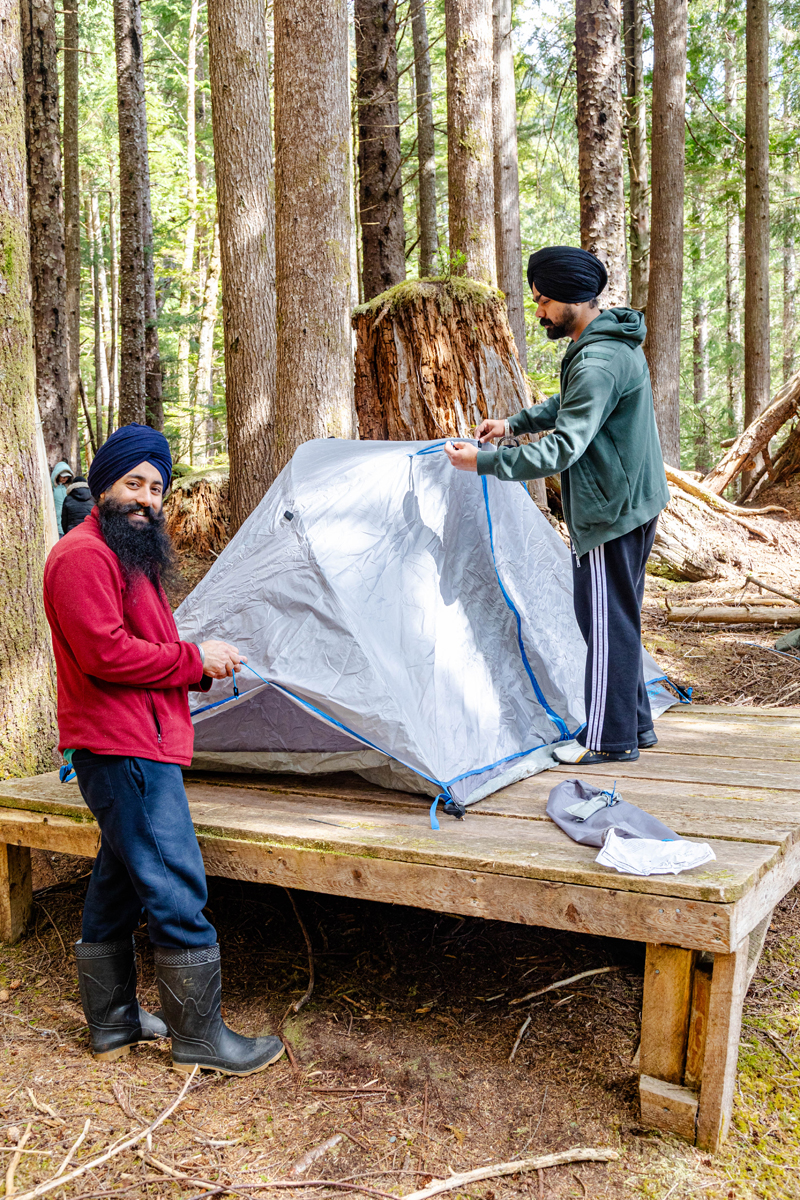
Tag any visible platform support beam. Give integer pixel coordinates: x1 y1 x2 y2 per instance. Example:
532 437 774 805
0 843 33 944
696 936 749 1150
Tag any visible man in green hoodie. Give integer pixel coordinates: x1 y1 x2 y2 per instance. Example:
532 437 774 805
445 245 669 765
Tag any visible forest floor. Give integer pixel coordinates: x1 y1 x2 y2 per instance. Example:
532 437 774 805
3 478 800 1199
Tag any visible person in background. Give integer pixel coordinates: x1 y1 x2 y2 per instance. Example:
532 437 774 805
61 476 95 534
51 461 74 537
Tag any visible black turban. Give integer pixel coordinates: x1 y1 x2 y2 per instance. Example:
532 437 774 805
527 246 608 303
88 423 173 500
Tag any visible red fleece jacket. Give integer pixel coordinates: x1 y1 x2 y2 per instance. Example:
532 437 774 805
43 508 207 766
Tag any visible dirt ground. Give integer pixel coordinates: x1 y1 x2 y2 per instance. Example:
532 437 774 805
2 859 800 1200
3 481 799 1199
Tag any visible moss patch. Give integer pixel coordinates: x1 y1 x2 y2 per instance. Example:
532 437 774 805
352 276 502 318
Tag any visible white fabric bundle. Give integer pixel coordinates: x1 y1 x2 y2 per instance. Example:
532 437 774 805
595 827 716 876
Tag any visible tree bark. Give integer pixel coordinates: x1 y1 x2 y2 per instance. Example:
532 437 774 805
196 223 221 462
724 40 742 431
274 0 356 467
62 0 80 468
691 192 709 474
208 0 277 531
177 0 199 440
355 0 405 300
411 0 438 278
743 0 770 439
134 3 162 431
113 0 146 425
0 0 58 777
107 178 118 436
575 0 627 307
445 0 496 284
88 193 110 447
21 0 71 468
353 279 529 439
492 0 526 370
783 114 796 385
622 0 648 312
644 0 687 467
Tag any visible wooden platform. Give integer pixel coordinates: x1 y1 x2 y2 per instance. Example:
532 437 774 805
2 704 800 1150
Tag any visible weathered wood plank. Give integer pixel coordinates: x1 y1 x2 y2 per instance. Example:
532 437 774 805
639 1075 698 1141
695 936 750 1151
684 957 713 1090
672 705 800 719
640 944 696 1084
0 843 33 944
550 754 800 793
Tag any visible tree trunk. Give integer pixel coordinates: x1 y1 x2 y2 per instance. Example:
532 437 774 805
492 0 526 369
208 0 277 531
644 0 687 467
177 0 199 443
21 0 71 468
90 192 111 439
691 193 709 474
575 0 628 306
622 0 648 312
134 3 162 431
107 178 118 436
62 0 80 468
724 40 742 432
355 0 405 300
0 0 58 777
274 0 356 466
353 279 529 439
783 120 796 385
445 0 496 284
411 0 438 278
743 0 770 446
113 0 146 425
88 193 110 447
196 223 221 462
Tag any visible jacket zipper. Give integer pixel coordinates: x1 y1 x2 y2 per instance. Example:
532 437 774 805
146 691 163 744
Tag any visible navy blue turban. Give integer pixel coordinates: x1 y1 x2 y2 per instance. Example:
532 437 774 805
88 423 173 500
527 246 608 303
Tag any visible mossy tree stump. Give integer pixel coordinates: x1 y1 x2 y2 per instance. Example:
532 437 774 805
353 278 533 440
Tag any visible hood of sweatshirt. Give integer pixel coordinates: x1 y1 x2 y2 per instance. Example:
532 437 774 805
51 461 74 488
562 307 646 368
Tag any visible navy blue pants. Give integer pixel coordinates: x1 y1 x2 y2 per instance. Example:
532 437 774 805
73 751 216 948
571 517 658 753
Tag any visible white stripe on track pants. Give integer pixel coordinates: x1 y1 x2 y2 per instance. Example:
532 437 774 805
571 516 659 753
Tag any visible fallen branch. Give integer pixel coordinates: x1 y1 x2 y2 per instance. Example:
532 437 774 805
664 465 788 517
509 966 618 1007
5 1124 32 1197
666 606 800 625
54 1119 90 1177
745 575 800 606
703 370 800 495
509 1015 532 1062
282 888 315 1017
12 1066 198 1200
401 1148 621 1200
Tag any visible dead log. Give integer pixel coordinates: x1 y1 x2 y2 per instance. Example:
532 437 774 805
702 370 800 495
352 278 548 507
164 467 229 556
648 485 776 581
664 464 788 518
666 606 800 625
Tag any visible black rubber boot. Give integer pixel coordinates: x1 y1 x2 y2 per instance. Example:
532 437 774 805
154 945 285 1076
638 728 658 749
74 939 168 1061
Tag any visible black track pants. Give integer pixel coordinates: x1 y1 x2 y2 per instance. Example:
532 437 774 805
571 516 658 753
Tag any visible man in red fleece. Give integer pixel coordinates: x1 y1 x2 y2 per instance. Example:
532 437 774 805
44 423 283 1076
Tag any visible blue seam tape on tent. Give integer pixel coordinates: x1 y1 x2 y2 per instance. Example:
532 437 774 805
645 674 693 703
481 476 571 740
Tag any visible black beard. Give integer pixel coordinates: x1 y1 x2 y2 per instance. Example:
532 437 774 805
540 306 579 340
97 497 178 590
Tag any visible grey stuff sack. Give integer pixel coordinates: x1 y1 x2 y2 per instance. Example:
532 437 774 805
546 777 679 848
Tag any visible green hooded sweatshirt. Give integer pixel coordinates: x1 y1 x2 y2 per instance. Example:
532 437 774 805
476 307 669 559
50 460 74 537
